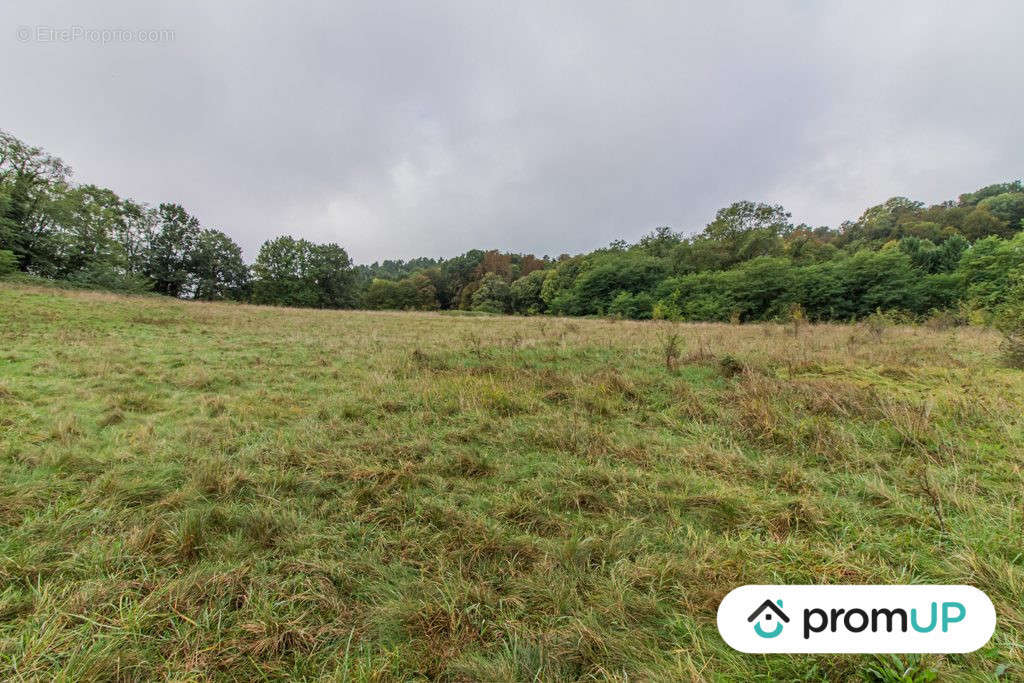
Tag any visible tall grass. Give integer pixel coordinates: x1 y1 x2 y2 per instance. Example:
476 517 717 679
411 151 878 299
0 281 1021 680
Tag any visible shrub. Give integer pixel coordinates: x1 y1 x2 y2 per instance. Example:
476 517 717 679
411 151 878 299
864 309 894 340
718 354 744 377
789 302 806 335
0 249 16 276
662 332 680 372
995 272 1024 368
607 291 654 319
363 273 438 310
1001 330 1024 369
66 261 153 294
957 233 1024 313
509 269 547 314
923 309 964 331
471 273 512 314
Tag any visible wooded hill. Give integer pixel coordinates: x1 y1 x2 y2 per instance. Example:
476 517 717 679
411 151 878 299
3 130 1022 323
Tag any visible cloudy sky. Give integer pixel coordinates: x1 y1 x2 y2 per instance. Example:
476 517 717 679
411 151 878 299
3 2 1022 263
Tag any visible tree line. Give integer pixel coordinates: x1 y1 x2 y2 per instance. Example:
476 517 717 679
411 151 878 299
2 129 1022 324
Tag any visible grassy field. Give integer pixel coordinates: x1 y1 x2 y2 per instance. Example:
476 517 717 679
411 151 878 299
1 281 1022 681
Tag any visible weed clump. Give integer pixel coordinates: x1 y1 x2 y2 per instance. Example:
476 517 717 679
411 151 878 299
193 457 248 497
864 309 893 341
98 407 125 427
924 309 965 331
411 347 450 371
717 354 744 378
444 451 494 478
244 507 297 549
662 332 680 372
789 302 806 336
683 335 714 363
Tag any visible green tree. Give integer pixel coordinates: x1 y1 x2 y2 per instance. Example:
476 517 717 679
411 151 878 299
957 233 1024 311
653 271 735 321
307 242 356 308
361 274 437 310
840 197 925 246
416 267 450 309
994 268 1024 367
958 181 1023 207
727 256 796 320
962 207 1011 240
251 236 355 308
145 203 201 297
783 225 839 265
441 249 485 308
48 184 126 279
899 235 969 274
934 235 970 273
636 226 682 258
0 130 72 274
193 229 249 301
607 291 655 319
977 193 1024 233
471 272 512 313
509 269 548 314
570 253 668 315
827 249 922 317
540 257 586 312
0 249 16 275
114 199 157 276
404 273 439 310
251 236 315 307
690 201 792 269
364 278 404 309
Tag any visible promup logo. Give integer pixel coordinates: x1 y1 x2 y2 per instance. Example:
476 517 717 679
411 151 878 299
718 585 996 653
748 599 789 638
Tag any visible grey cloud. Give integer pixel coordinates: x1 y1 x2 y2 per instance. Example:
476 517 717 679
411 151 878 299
2 1 1022 262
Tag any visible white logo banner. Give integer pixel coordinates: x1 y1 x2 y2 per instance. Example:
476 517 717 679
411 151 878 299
717 585 996 653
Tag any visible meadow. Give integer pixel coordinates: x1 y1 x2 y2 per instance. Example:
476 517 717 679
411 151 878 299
1 281 1022 681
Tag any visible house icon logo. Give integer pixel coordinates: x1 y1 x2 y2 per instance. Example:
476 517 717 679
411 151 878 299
748 599 789 638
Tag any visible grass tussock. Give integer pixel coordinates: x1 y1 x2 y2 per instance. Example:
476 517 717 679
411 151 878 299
0 282 1022 680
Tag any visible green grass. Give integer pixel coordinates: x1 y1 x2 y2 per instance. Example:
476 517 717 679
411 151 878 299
1 281 1022 680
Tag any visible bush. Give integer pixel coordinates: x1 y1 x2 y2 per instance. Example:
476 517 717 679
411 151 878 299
863 309 895 340
471 273 512 314
1001 330 1024 369
66 261 153 294
607 291 654 319
995 272 1024 368
0 249 16 276
923 309 966 331
718 354 745 377
546 253 667 316
509 269 547 314
363 274 438 310
654 271 734 321
957 233 1024 313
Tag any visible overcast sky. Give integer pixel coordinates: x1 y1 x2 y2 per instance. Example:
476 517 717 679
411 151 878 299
3 2 1022 263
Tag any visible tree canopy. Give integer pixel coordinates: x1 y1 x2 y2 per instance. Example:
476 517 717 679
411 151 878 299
2 129 1022 321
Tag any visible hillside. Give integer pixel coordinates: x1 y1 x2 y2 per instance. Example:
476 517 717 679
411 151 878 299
1 282 1022 679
